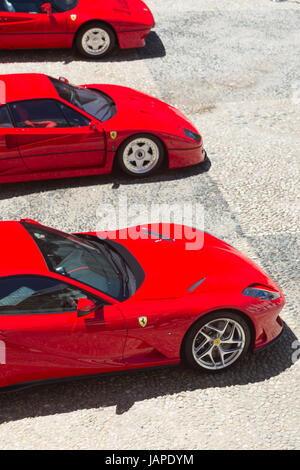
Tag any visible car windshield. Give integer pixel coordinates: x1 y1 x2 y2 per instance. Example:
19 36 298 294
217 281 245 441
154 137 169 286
22 223 129 301
49 76 116 122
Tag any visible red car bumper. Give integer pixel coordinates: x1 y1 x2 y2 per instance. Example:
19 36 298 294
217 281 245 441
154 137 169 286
254 319 284 352
168 146 207 170
117 27 153 49
249 294 285 351
253 314 284 351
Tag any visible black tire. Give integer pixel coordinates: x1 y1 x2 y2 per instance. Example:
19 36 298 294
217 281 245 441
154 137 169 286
76 22 116 59
117 134 165 177
183 311 252 373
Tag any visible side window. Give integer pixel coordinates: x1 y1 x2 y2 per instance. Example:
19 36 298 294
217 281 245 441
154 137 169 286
58 102 90 128
0 276 100 315
10 100 69 129
0 106 13 128
7 1 79 14
7 1 43 13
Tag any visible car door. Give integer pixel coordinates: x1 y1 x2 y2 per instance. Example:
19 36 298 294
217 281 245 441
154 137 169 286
0 1 69 49
0 105 28 177
9 99 106 173
0 275 127 388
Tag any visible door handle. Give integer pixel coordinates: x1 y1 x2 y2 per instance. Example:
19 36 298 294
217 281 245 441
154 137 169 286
85 318 105 327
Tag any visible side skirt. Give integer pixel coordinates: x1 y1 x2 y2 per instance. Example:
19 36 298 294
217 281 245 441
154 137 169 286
0 363 180 393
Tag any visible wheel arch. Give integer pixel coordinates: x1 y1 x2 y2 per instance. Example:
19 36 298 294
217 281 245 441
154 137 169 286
179 308 256 362
114 132 169 169
73 20 119 47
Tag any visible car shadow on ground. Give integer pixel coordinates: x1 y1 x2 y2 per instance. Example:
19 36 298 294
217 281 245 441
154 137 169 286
0 323 297 423
0 32 165 64
0 157 212 201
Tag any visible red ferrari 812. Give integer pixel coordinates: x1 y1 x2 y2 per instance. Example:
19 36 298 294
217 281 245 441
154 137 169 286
0 220 285 391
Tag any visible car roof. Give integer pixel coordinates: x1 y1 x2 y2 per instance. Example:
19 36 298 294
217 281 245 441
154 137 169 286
0 74 59 105
0 221 48 277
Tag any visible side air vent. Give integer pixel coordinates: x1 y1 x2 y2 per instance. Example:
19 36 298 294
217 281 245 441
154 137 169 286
188 278 206 292
141 230 174 242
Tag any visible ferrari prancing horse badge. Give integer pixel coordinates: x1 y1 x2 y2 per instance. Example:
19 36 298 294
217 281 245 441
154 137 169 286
138 316 147 328
70 14 77 21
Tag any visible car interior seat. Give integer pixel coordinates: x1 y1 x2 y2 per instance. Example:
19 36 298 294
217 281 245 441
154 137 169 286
15 105 36 128
0 0 15 12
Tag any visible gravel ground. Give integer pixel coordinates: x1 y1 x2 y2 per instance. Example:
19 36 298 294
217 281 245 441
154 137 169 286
0 0 299 450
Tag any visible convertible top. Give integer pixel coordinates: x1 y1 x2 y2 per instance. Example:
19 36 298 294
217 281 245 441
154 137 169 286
0 74 59 105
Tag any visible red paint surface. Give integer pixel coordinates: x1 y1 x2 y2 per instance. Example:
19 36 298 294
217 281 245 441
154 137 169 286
0 221 285 388
0 75 205 184
0 0 154 50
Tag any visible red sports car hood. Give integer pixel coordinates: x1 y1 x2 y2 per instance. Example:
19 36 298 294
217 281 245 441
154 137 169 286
84 0 154 24
94 0 150 11
84 84 198 135
112 0 152 12
96 225 279 301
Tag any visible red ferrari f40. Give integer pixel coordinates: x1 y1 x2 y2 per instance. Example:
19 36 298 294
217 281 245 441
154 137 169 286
0 73 206 184
0 0 155 58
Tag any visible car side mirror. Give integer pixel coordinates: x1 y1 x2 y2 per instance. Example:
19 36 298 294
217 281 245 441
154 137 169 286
59 76 69 83
41 3 52 15
77 298 97 317
89 120 100 132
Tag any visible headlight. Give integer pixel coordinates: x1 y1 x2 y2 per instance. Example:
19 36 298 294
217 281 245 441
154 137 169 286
184 128 201 143
242 286 280 301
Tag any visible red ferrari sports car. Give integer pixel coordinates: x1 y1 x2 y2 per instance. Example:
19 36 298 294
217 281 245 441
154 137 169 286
0 220 284 390
0 73 206 184
0 0 155 58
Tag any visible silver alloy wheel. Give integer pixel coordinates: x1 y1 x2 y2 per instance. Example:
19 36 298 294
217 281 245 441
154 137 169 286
122 138 160 174
81 28 111 56
192 318 246 370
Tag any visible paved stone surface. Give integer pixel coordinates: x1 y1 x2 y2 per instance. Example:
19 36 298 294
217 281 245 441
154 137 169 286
0 0 299 450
